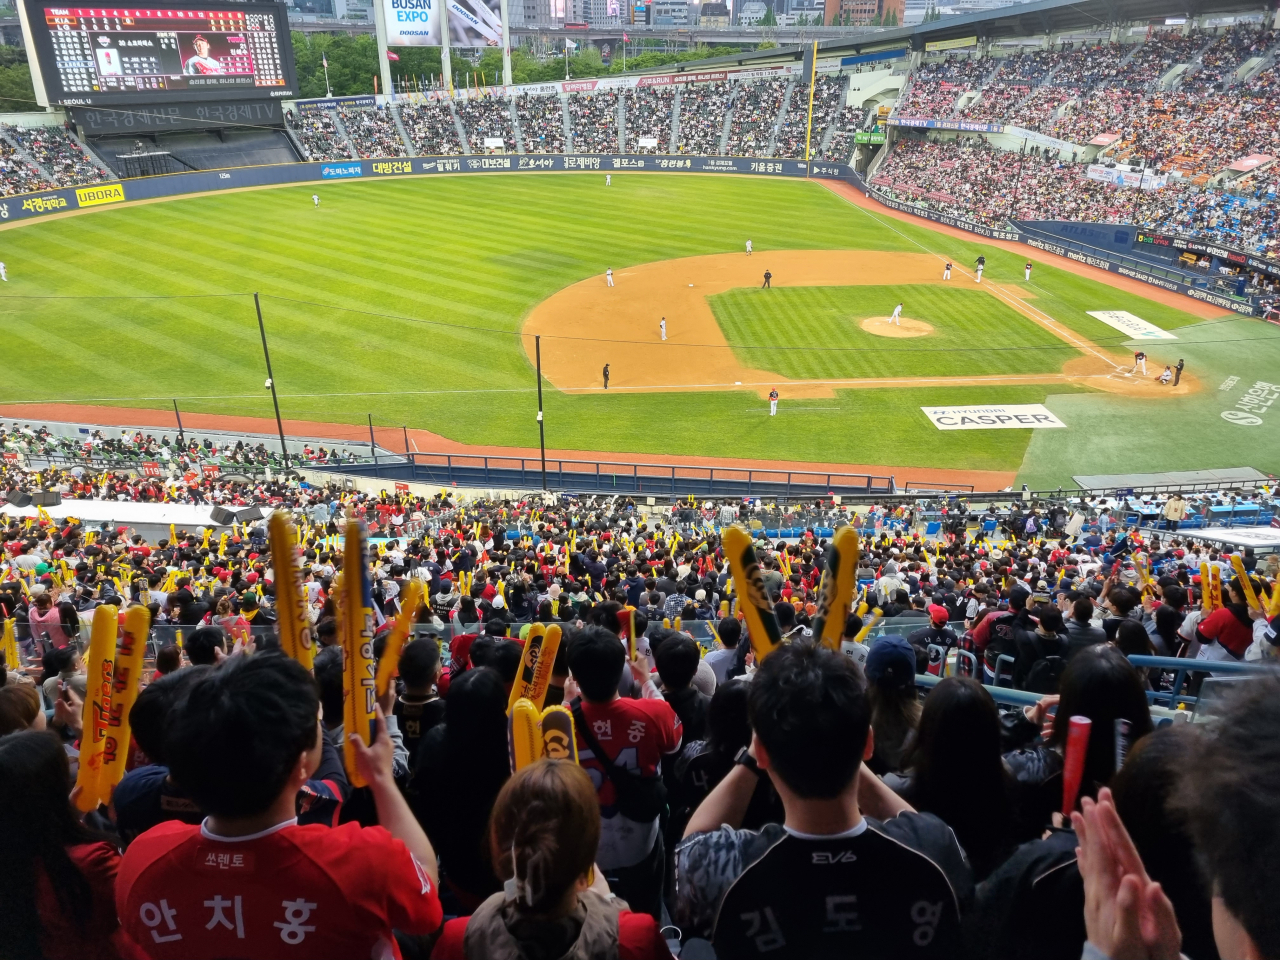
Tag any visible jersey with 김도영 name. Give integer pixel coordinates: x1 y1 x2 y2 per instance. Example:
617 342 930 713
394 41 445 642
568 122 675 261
116 818 442 960
674 813 972 956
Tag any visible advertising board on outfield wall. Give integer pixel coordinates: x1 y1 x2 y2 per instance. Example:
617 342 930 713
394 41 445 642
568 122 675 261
0 155 846 225
1134 230 1280 277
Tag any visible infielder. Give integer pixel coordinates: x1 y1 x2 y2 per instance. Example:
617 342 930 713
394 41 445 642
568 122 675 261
660 317 667 341
746 239 753 255
769 388 779 416
1024 260 1033 281
975 255 986 283
888 302 903 325
943 261 952 280
312 194 320 208
606 268 614 287
1132 351 1147 376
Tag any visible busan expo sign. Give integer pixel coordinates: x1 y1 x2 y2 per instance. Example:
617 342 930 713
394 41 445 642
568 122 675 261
921 405 1067 431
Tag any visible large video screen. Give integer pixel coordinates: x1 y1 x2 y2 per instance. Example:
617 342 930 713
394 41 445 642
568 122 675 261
21 1 298 105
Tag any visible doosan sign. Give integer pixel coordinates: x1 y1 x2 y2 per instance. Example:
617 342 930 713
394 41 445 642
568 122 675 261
921 404 1067 431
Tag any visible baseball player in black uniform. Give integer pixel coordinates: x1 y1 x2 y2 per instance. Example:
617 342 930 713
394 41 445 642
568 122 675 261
763 270 772 289
602 363 610 389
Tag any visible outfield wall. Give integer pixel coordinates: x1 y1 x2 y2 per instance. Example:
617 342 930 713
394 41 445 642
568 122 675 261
0 155 850 225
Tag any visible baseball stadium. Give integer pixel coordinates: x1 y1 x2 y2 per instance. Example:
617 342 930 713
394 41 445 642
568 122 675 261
4 0 1280 956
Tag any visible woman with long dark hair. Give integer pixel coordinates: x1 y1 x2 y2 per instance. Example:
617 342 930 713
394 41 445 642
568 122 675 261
887 677 1017 879
0 730 132 960
411 666 511 914
1003 644 1154 834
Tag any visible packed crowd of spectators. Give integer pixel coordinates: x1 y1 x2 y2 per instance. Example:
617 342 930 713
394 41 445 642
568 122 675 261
515 93 566 153
1181 23 1268 94
1 423 365 475
1111 30 1211 90
675 80 733 155
773 74 844 160
3 125 109 188
284 109 353 161
455 96 516 154
819 104 868 162
724 78 788 158
624 86 675 153
3 469 1280 959
568 92 619 154
893 53 992 119
0 135 55 197
960 51 1061 124
339 106 408 160
400 100 465 156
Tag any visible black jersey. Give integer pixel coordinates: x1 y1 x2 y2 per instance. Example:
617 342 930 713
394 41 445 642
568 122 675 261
676 813 971 956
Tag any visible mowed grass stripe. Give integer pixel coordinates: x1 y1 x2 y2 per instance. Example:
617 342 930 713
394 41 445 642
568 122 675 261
711 285 1077 380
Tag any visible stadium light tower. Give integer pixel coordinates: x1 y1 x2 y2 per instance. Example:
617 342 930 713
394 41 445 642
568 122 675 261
254 293 291 472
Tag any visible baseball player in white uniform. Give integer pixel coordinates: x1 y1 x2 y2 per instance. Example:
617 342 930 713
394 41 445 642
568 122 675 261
0 262 7 282
888 302 903 325
312 194 320 208
1024 261 1033 281
746 239 753 255
943 261 952 280
606 268 614 287
660 317 667 341
975 255 985 283
606 174 611 186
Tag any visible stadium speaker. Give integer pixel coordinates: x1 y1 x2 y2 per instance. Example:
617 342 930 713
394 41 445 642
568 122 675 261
30 491 62 507
210 506 238 526
237 506 265 523
6 491 32 508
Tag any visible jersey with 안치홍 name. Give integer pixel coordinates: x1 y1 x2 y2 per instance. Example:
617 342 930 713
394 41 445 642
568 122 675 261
674 814 972 956
116 818 442 960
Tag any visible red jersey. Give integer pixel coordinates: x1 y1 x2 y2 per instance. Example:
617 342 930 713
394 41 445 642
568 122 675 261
574 697 681 869
116 819 441 960
430 910 673 959
1197 606 1253 658
36 842 141 960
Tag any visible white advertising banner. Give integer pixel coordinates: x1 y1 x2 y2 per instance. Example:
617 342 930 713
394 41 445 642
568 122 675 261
1085 164 1168 190
921 404 1067 430
384 0 502 46
1086 310 1178 340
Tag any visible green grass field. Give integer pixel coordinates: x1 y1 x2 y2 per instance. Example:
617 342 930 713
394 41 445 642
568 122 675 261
1 172 1278 483
711 284 1077 380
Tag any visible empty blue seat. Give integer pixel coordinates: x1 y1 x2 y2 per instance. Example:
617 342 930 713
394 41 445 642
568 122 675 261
925 521 941 536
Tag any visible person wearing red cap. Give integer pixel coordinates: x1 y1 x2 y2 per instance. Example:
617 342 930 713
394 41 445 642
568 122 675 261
907 605 961 676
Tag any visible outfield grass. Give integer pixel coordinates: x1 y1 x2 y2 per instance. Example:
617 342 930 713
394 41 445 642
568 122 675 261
0 172 1259 479
711 284 1077 380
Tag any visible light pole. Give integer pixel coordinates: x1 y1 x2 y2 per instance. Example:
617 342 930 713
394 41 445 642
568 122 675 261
254 293 290 471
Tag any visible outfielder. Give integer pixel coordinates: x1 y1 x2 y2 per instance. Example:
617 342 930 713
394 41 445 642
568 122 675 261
975 255 986 283
660 317 667 341
769 388 779 416
312 194 320 208
1024 260 1033 281
888 302 903 325
943 261 952 280
0 262 7 282
606 268 614 287
606 174 612 186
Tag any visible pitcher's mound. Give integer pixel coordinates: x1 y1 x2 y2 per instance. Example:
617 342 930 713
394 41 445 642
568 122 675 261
861 316 933 338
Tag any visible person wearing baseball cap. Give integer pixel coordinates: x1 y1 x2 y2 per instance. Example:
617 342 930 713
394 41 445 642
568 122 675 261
906 606 961 676
865 635 921 773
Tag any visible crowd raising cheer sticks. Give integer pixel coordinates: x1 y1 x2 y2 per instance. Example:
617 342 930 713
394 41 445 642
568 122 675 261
269 512 315 671
811 526 860 652
1229 555 1263 612
376 579 425 699
1061 715 1092 817
340 515 378 789
722 526 782 663
507 623 563 714
508 699 579 772
2 618 18 671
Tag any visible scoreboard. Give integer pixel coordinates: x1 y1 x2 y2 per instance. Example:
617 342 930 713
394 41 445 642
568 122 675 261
19 0 298 106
